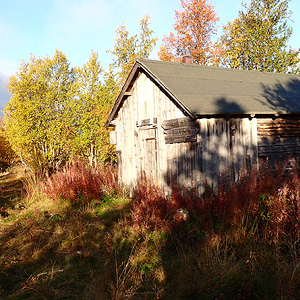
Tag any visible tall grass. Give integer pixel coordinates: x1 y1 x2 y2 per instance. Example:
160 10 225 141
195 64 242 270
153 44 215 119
131 161 300 243
127 161 300 298
3 160 300 299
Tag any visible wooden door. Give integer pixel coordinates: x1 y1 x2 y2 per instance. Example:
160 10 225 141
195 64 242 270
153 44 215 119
138 127 158 180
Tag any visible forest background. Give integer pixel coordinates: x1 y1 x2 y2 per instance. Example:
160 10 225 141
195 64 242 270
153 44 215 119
0 0 300 173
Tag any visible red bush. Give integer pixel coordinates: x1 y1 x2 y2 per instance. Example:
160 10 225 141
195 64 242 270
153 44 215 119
131 178 203 232
43 160 119 205
131 178 172 231
130 161 300 243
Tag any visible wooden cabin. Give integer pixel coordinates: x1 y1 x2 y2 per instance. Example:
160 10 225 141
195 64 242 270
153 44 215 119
105 58 300 192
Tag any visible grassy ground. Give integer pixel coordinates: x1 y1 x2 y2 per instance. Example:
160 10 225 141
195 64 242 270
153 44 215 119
1 163 300 299
0 165 26 208
0 203 133 300
0 167 133 300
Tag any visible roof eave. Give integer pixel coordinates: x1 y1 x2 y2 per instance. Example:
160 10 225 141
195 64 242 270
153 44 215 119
137 60 193 118
104 60 194 129
104 62 140 129
193 111 300 119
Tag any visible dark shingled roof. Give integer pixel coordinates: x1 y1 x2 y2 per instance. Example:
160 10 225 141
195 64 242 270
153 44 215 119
105 59 300 127
138 58 300 116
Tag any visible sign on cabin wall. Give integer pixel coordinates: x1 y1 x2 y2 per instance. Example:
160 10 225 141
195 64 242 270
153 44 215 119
162 117 199 144
136 118 157 127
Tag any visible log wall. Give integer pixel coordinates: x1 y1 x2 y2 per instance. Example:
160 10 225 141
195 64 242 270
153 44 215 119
257 118 300 166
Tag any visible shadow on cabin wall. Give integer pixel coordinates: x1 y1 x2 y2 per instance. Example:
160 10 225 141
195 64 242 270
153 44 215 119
162 76 300 193
162 98 247 194
257 77 300 169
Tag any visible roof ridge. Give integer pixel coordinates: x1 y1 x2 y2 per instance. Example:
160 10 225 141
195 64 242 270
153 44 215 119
138 58 300 77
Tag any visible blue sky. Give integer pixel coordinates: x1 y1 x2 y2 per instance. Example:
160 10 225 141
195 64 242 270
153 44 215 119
0 0 299 113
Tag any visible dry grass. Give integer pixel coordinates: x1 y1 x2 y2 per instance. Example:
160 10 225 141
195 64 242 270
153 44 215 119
2 163 300 299
0 164 28 208
0 165 132 300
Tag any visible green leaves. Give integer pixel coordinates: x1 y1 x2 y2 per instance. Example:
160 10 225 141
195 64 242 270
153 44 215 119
4 51 74 173
71 51 116 165
4 50 116 173
3 16 157 172
220 0 300 73
108 15 158 88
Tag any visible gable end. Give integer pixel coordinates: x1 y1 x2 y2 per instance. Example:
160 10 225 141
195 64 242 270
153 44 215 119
104 60 193 129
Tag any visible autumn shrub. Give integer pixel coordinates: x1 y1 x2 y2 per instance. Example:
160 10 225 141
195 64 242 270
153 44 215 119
131 177 205 235
131 177 172 232
131 160 300 245
43 159 120 205
237 162 300 242
261 170 300 241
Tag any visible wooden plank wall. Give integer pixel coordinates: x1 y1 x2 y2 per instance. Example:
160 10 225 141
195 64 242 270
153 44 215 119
163 117 257 192
198 118 257 191
115 72 185 190
257 118 300 167
114 71 258 192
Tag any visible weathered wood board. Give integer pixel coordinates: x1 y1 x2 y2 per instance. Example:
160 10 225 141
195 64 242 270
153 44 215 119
136 118 157 127
111 70 264 193
162 117 199 144
161 117 198 130
257 118 300 166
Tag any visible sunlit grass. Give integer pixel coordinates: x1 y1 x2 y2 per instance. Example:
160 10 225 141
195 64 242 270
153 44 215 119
0 164 132 299
2 162 300 299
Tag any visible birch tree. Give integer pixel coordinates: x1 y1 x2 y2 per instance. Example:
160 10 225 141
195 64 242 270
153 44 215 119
72 51 116 166
108 15 158 89
221 0 300 73
4 50 75 173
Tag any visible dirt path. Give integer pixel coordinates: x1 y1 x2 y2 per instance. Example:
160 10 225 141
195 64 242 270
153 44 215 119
0 166 25 208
